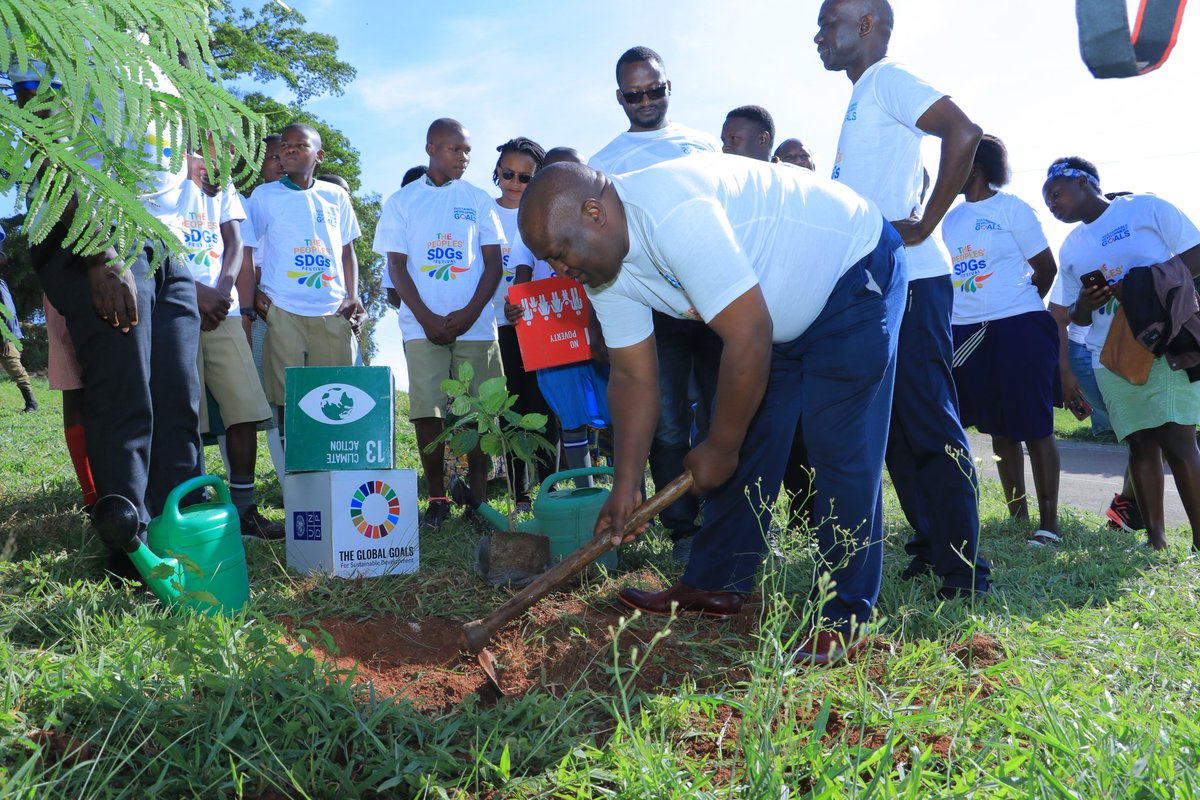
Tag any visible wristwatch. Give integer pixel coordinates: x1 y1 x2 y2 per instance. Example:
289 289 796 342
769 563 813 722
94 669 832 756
240 306 258 321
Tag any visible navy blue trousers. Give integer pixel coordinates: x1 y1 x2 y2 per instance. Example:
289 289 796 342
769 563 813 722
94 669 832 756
33 237 202 530
892 275 990 592
683 224 907 631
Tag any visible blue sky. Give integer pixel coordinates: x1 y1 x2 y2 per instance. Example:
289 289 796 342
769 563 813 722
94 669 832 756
257 0 1199 387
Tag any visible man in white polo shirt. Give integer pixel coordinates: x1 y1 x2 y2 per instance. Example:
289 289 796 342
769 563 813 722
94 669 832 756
589 45 722 561
519 155 908 666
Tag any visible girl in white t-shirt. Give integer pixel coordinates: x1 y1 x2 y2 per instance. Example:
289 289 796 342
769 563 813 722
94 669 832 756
1046 156 1200 551
491 137 558 511
944 135 1062 545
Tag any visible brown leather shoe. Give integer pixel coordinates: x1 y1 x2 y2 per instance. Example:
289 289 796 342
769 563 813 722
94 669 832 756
618 581 744 617
795 629 867 667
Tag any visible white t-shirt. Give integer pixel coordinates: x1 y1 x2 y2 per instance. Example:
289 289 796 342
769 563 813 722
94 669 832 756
249 179 361 317
1058 193 1200 368
592 153 883 348
942 191 1050 325
492 202 520 326
373 178 504 342
177 180 246 315
589 121 720 176
831 58 952 282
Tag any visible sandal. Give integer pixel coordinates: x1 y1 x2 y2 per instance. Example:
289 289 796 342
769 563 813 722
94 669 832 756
1027 530 1062 547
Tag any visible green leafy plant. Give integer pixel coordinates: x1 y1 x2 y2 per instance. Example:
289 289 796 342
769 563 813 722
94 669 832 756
0 1 266 263
431 362 556 529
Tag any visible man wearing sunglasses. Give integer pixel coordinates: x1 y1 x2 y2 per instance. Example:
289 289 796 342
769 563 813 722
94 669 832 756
589 46 722 564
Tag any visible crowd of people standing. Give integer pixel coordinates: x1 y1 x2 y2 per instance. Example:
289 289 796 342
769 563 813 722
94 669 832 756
6 0 1200 666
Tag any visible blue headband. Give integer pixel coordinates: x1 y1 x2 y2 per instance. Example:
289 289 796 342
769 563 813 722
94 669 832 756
1046 162 1100 188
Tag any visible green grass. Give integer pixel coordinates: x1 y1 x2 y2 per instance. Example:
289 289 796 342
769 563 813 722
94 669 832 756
3 375 1200 798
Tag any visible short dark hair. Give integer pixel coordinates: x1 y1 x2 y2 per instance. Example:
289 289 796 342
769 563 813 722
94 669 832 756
401 165 427 187
493 137 546 186
282 122 322 149
264 133 282 145
725 105 775 144
973 134 1009 187
615 46 664 83
317 173 350 192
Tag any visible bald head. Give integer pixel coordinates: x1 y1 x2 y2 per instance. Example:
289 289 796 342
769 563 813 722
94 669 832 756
544 146 584 167
427 117 466 143
425 117 471 184
518 162 629 287
815 0 893 77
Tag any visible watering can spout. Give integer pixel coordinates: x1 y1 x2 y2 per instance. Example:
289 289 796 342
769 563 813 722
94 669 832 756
449 475 533 532
92 494 186 605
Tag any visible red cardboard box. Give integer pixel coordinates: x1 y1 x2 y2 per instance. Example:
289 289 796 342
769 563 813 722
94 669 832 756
507 276 593 370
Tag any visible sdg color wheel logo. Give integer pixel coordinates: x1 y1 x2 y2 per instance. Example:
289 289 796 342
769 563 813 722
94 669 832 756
349 480 400 539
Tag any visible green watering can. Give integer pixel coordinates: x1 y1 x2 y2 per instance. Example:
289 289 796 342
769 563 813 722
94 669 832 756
93 475 250 615
452 467 618 569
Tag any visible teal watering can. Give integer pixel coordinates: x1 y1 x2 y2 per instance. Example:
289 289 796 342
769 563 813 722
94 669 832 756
452 467 618 569
93 475 250 615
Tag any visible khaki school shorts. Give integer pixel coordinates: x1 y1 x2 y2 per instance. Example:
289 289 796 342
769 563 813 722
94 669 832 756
262 305 353 405
405 338 502 419
198 316 272 433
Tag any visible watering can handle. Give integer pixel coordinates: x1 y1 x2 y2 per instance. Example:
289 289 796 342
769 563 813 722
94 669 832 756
161 474 233 528
537 467 615 497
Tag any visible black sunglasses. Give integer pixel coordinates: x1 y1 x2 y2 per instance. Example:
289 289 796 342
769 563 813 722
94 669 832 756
499 168 533 184
621 84 669 104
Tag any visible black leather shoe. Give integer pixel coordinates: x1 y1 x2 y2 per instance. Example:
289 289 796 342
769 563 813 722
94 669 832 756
618 581 744 617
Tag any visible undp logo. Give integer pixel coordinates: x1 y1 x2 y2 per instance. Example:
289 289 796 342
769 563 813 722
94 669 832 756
297 383 377 426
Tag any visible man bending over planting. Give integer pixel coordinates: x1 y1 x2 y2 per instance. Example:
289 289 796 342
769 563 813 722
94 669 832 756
518 154 908 666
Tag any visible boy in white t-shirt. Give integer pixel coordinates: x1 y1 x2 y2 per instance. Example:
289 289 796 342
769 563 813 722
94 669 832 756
373 118 504 530
180 153 280 538
248 122 364 431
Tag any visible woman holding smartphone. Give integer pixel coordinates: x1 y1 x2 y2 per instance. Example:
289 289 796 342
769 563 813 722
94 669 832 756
1046 156 1200 550
944 135 1062 545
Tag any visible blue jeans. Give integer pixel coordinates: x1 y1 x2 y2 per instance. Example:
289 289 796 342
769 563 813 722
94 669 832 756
683 224 907 631
893 275 990 593
1068 340 1114 437
648 312 723 537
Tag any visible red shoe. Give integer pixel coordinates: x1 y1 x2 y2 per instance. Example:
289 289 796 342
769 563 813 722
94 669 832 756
795 629 867 667
618 581 745 617
1107 493 1145 532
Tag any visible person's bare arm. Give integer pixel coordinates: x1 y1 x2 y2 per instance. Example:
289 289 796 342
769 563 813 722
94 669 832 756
335 242 366 330
1028 248 1057 299
682 287 773 494
593 334 660 544
1179 242 1200 278
891 97 982 246
1049 302 1083 404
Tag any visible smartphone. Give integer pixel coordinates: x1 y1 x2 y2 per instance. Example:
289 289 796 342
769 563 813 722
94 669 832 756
1066 396 1093 421
1080 269 1107 291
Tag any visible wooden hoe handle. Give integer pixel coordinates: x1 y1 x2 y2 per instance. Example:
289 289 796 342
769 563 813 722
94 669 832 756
461 470 695 653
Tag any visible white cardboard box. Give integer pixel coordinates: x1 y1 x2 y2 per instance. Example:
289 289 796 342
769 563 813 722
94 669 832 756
285 469 419 578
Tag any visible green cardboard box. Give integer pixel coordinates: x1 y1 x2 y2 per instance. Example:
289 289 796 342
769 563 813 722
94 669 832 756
284 366 395 472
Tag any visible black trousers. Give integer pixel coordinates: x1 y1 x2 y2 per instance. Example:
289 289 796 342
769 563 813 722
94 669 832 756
33 236 202 530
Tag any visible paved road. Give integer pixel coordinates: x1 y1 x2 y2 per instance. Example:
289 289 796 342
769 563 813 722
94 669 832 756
965 432 1188 528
